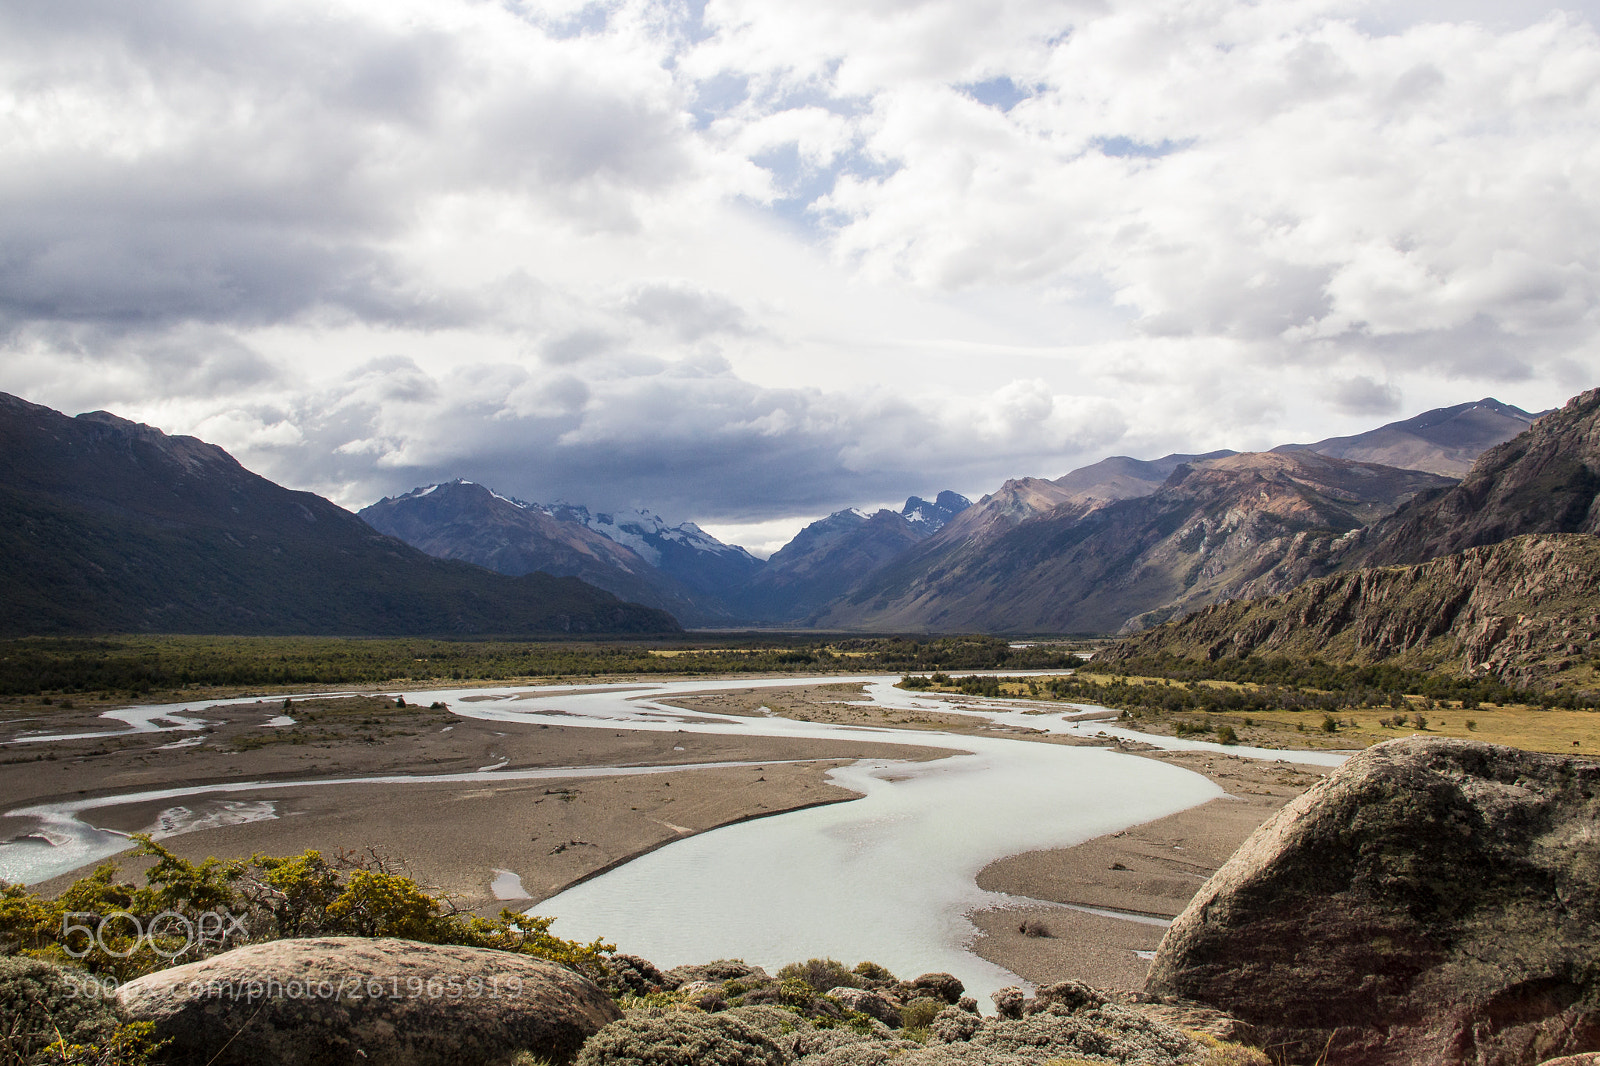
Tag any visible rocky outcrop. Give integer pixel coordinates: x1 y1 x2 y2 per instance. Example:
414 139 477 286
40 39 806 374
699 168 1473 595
1146 738 1600 1066
1100 532 1600 688
115 936 621 1066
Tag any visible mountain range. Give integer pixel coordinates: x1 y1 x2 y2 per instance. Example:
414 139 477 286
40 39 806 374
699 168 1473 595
0 387 1562 641
359 482 756 627
362 396 1539 633
0 393 678 637
1100 388 1600 689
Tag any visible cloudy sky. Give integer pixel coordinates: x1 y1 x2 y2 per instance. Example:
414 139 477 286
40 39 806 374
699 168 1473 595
4 0 1600 553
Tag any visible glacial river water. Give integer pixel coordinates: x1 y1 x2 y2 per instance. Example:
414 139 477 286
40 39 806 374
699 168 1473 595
0 675 1344 997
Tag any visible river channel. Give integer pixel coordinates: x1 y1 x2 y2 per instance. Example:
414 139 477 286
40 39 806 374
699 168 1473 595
0 674 1344 997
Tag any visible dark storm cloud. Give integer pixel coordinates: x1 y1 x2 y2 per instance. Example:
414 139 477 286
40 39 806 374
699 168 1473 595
242 350 1091 524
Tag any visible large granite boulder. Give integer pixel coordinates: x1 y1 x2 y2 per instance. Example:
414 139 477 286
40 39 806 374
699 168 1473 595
116 936 621 1066
1146 738 1600 1065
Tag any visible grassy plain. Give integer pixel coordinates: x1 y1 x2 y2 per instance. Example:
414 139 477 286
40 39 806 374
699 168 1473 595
916 672 1600 755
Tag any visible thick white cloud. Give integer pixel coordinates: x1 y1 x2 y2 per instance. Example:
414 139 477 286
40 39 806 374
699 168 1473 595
1 0 1596 540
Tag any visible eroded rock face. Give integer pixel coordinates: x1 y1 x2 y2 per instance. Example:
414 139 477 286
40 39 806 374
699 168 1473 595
115 936 621 1066
1146 738 1600 1066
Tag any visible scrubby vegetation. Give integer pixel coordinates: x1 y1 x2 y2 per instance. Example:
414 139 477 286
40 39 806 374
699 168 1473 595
2 846 1278 1066
0 635 1079 700
580 977 1269 1066
899 662 1600 753
0 956 159 1066
0 838 610 985
1082 653 1597 711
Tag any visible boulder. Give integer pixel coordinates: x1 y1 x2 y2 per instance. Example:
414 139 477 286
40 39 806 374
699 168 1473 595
115 936 621 1066
1147 738 1600 1066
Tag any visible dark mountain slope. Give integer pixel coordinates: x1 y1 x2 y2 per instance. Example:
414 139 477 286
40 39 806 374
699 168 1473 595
1227 389 1600 600
729 506 933 623
816 451 1454 634
0 393 677 637
360 481 726 624
901 490 971 532
1356 388 1600 567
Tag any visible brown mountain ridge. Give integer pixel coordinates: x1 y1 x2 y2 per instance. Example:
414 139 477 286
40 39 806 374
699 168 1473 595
815 450 1455 634
1101 388 1600 689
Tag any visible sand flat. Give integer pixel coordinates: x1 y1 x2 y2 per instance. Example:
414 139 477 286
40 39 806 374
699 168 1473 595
970 749 1329 991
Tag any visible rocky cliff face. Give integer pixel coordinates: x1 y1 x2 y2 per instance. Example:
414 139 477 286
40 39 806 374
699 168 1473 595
815 451 1453 634
1100 533 1600 689
1146 737 1600 1066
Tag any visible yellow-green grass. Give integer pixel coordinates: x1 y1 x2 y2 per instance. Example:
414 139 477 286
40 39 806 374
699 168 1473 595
913 674 1600 756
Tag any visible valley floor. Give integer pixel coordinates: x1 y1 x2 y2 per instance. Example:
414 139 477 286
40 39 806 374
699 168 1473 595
2 674 1336 994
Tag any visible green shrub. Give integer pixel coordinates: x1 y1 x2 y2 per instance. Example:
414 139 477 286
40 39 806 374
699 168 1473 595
1 839 612 984
1214 725 1238 745
776 978 817 1008
575 1012 787 1066
900 997 942 1030
777 958 859 994
0 956 163 1066
851 961 895 983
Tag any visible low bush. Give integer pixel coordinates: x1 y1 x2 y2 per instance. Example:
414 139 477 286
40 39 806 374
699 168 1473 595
0 838 611 984
0 956 163 1066
777 958 859 994
899 997 942 1030
575 1011 787 1066
851 961 895 984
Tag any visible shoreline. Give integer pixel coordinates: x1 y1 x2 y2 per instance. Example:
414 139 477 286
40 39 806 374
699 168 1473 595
967 747 1329 991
